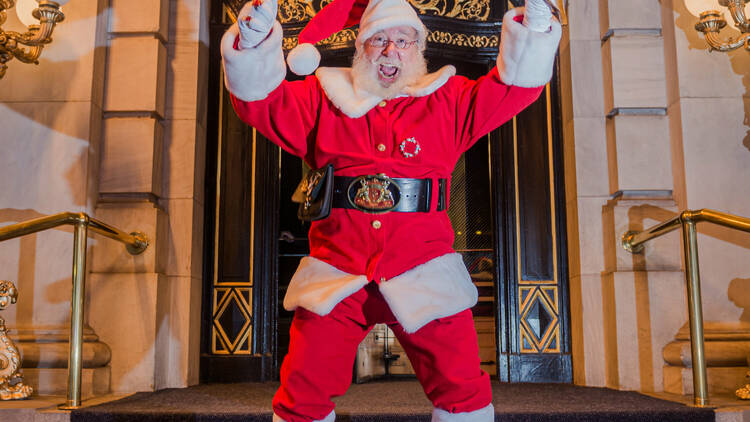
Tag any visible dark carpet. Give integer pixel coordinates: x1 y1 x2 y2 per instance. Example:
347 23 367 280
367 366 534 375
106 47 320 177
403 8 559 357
70 380 715 422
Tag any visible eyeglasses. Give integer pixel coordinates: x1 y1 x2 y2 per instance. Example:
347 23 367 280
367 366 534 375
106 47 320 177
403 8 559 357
366 35 418 50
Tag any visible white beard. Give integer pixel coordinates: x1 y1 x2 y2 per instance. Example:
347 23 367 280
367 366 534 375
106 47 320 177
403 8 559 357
351 49 428 99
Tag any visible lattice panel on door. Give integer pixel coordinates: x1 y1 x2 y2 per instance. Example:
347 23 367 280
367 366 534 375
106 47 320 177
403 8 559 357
212 287 254 354
518 285 560 353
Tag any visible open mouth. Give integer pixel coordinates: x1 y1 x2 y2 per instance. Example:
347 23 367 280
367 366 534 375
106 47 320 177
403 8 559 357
378 64 400 83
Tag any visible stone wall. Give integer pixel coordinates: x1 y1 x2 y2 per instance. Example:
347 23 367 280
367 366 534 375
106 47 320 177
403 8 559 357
562 0 750 393
0 0 208 394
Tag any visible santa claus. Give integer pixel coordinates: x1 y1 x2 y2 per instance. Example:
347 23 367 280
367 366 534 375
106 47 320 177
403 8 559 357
221 0 561 420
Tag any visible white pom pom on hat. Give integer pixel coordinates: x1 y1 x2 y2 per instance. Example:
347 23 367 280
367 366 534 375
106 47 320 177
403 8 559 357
287 0 426 76
287 42 321 75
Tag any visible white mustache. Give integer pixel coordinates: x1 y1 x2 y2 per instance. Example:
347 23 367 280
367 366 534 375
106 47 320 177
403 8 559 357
371 58 402 68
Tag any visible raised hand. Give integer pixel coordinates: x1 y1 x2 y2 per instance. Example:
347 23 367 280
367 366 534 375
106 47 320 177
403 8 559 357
524 0 558 32
237 0 279 49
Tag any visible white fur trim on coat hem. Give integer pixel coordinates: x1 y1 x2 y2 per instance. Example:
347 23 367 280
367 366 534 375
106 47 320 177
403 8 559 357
432 403 494 422
497 7 562 88
283 257 368 316
221 21 287 102
273 410 335 422
379 253 478 333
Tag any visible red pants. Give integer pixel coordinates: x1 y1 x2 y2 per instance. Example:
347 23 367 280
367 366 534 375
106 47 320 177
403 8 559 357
272 282 492 422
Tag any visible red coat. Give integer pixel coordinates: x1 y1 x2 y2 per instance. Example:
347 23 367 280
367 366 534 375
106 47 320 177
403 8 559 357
230 66 543 282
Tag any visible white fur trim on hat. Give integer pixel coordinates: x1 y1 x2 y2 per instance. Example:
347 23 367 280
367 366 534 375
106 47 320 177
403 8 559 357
288 42 321 76
221 21 287 102
497 7 561 88
378 253 478 333
355 0 427 48
432 404 494 422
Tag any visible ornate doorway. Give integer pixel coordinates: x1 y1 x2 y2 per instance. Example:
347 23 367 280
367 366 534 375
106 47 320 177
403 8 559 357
200 0 571 384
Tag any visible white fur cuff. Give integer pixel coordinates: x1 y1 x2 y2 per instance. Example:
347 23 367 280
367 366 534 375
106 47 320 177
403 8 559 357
273 410 335 422
379 253 478 333
497 7 562 88
283 257 368 316
221 20 287 102
432 404 494 422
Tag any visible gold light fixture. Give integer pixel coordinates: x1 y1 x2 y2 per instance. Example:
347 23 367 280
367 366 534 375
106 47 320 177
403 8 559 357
0 0 67 79
685 0 750 52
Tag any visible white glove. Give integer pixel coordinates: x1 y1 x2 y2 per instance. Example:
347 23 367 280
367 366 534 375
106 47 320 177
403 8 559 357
237 0 278 49
523 0 555 32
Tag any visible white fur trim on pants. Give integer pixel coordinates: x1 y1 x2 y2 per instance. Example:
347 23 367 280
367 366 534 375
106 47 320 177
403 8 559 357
497 7 562 88
220 20 287 102
379 253 478 333
432 403 494 422
282 254 477 333
283 257 368 316
273 410 335 422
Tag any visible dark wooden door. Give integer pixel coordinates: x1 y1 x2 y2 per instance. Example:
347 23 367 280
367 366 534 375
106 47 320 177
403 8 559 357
200 0 571 384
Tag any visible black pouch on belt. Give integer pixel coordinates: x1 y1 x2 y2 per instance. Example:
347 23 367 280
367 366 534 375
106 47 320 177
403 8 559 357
291 164 334 222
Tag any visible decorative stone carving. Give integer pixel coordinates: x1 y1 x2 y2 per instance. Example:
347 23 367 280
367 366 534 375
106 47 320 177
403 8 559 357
0 280 32 400
737 370 750 399
738 355 750 400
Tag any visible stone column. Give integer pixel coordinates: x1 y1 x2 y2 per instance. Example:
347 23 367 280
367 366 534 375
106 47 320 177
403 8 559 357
563 0 691 393
88 0 171 393
560 0 610 387
155 0 208 389
88 0 208 392
598 0 689 393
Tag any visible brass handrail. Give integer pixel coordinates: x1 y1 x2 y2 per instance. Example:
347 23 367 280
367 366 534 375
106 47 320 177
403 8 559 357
622 208 750 407
0 212 148 410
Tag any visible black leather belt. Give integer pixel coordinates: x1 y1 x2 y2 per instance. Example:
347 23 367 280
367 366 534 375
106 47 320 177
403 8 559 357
332 174 447 213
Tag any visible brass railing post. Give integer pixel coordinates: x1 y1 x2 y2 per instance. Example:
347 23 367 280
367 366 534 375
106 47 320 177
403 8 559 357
622 209 750 406
681 218 709 407
0 212 148 410
59 215 88 410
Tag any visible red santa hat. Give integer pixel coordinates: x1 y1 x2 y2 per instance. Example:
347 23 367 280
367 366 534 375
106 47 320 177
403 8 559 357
287 0 427 75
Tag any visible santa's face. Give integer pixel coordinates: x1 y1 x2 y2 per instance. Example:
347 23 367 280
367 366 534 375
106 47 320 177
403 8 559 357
361 26 420 87
352 25 426 98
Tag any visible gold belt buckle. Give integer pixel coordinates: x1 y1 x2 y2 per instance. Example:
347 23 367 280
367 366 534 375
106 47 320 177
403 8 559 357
347 174 401 214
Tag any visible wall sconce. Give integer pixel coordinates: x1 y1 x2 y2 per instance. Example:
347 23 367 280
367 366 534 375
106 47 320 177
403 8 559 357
0 0 68 79
684 0 750 52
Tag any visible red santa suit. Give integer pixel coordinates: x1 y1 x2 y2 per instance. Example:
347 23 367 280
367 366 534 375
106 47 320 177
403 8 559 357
220 1 561 420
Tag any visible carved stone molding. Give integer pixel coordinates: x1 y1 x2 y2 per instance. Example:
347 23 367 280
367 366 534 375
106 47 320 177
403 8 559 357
411 0 489 21
226 0 501 56
283 28 358 50
226 0 490 24
283 28 497 51
663 322 750 396
427 30 497 48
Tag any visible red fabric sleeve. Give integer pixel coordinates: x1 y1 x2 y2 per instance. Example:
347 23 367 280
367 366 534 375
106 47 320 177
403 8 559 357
230 76 322 162
451 67 544 154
